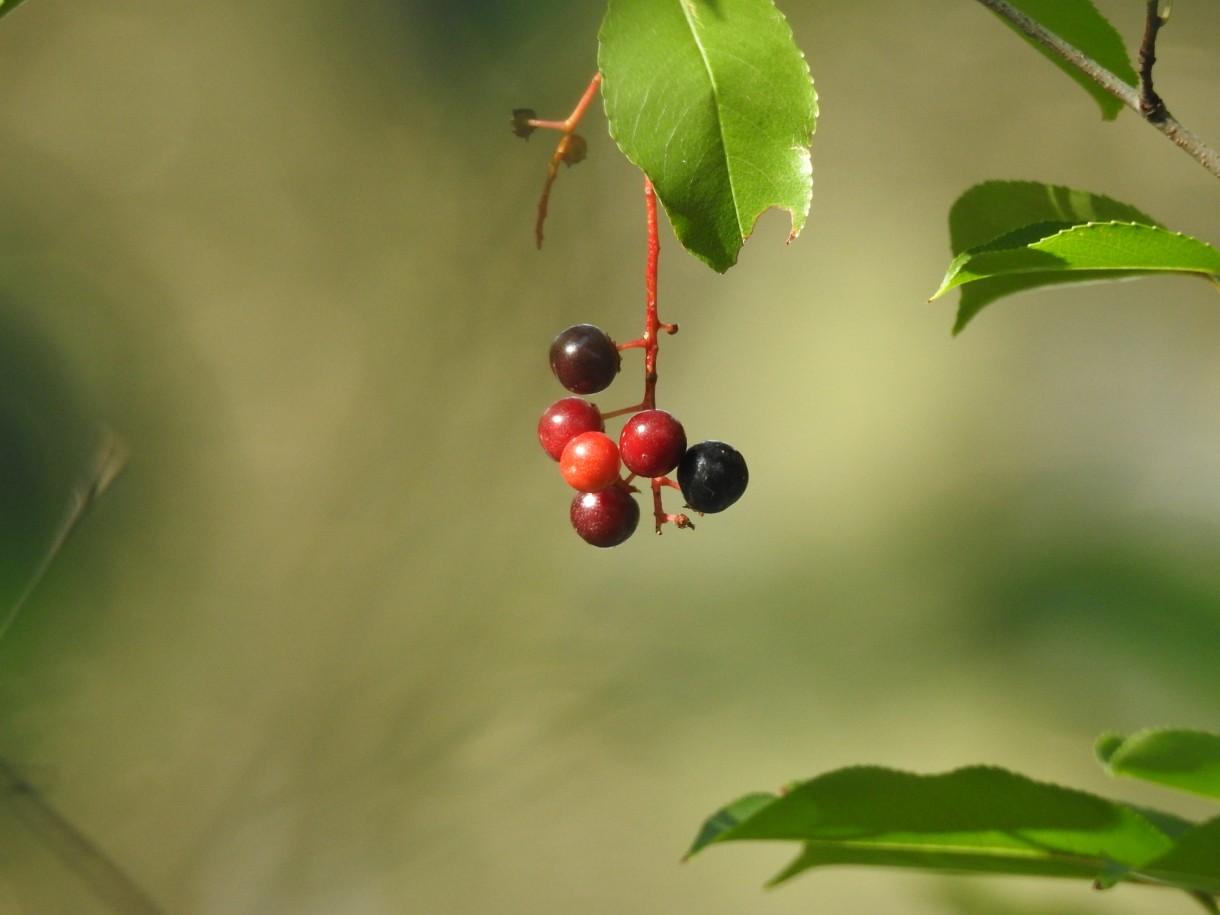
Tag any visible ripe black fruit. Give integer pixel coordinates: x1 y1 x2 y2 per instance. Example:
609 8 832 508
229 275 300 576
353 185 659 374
549 324 621 395
677 441 748 513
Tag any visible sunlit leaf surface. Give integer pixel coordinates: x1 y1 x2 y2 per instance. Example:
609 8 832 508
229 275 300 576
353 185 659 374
599 0 816 272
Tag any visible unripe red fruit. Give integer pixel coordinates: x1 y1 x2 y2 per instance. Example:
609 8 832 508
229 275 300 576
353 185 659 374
570 487 639 547
619 409 686 478
538 397 604 461
559 431 621 492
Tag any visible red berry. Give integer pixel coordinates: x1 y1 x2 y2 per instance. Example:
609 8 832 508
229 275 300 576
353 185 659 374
549 324 621 394
619 409 687 478
559 431 621 492
538 397 604 461
570 487 639 547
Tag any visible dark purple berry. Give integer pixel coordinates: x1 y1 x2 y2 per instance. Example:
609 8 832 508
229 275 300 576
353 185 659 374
677 441 748 513
549 324 621 394
570 486 639 547
619 409 686 478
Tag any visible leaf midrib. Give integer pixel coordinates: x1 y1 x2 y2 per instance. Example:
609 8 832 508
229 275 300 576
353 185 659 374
677 0 743 236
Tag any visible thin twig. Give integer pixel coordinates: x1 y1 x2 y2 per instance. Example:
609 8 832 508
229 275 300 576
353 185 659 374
1138 0 1167 120
974 0 1220 179
524 73 602 249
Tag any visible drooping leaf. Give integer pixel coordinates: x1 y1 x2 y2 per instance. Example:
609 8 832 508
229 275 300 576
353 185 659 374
937 221 1220 293
688 766 1181 888
934 221 1220 328
1098 730 1220 802
983 0 1137 120
939 181 1175 332
947 181 1161 255
932 182 1220 332
598 0 816 273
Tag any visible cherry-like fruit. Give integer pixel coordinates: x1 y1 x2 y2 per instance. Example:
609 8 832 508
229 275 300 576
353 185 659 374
538 397 604 461
549 324 621 394
677 441 748 513
619 409 686 478
560 431 621 492
570 486 639 547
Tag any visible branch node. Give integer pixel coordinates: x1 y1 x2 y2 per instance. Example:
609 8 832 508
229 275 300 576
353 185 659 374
1137 1 1168 122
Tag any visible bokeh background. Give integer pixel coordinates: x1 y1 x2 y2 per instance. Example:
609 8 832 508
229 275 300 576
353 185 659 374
0 1 1217 912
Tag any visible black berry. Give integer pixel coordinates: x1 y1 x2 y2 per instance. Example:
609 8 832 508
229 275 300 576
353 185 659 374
549 324 621 394
677 441 748 513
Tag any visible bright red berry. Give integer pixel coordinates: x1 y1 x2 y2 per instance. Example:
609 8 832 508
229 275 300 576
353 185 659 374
538 397 604 461
549 324 621 394
618 409 686 478
559 431 621 492
570 487 639 547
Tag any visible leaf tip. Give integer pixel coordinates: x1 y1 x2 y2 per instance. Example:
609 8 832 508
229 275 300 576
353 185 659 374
951 307 976 336
1095 732 1126 768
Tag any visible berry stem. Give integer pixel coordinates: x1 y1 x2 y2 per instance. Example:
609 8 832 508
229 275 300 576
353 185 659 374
640 177 677 411
650 478 693 534
533 73 603 249
600 179 677 423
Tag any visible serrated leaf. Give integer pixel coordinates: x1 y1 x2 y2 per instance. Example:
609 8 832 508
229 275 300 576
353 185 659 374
940 181 1172 332
932 182 1220 333
947 181 1162 256
1099 730 1220 802
688 766 1179 889
598 0 816 273
938 221 1220 291
985 0 1137 120
934 221 1220 320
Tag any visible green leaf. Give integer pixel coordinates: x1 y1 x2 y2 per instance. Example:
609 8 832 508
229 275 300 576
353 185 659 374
688 766 1180 889
0 0 31 21
946 181 1161 255
932 181 1220 333
940 181 1166 332
935 222 1220 324
0 400 126 645
598 0 816 273
984 0 1137 120
686 792 775 858
1099 730 1220 802
1135 817 1220 897
938 222 1220 294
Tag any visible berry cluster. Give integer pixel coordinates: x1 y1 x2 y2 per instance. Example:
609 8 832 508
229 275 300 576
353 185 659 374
516 81 747 547
538 321 748 547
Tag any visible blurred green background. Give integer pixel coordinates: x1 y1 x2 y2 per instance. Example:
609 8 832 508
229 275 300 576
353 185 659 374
0 0 1217 912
